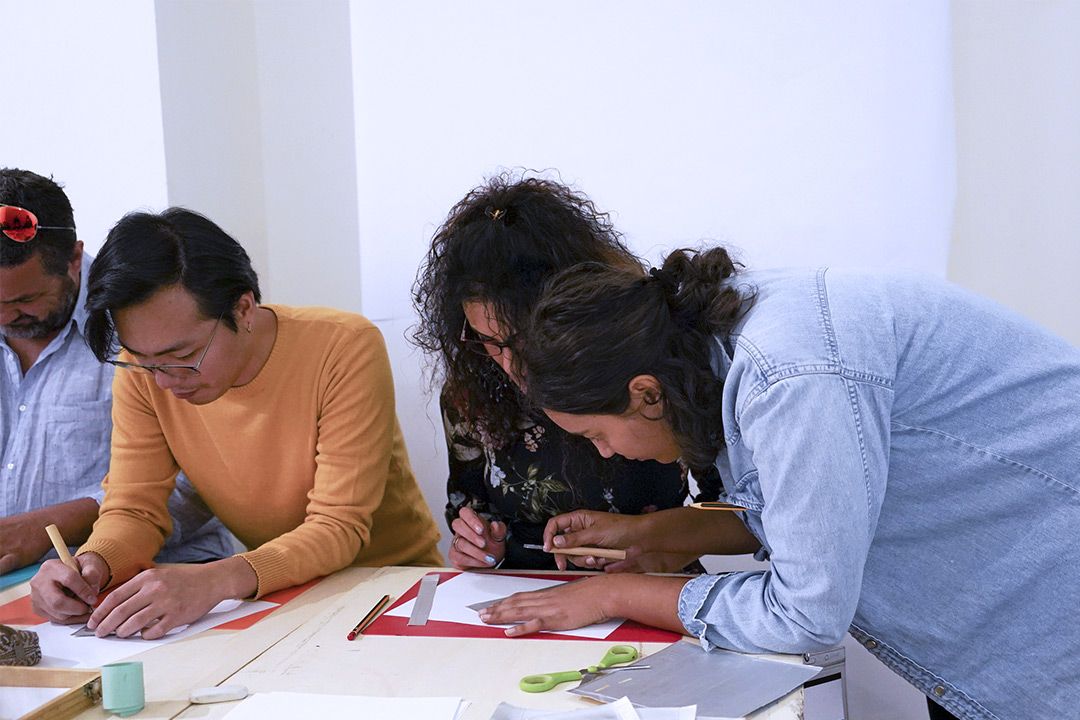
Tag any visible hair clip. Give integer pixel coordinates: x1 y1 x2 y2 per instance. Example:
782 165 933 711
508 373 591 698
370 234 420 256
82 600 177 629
649 266 679 294
486 207 506 222
0 205 75 243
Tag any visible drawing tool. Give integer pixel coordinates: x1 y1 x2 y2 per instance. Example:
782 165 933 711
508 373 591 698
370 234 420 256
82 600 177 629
45 524 79 572
523 544 627 560
346 594 391 640
689 501 747 511
407 573 439 626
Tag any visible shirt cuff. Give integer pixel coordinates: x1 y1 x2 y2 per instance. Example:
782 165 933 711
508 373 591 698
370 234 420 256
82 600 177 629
677 573 732 653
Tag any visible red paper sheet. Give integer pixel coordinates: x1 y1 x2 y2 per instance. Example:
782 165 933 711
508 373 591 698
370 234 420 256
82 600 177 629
0 577 321 630
361 571 682 643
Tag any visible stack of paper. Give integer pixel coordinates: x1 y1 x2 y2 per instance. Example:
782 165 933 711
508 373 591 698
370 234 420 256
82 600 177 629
222 692 469 719
571 641 819 719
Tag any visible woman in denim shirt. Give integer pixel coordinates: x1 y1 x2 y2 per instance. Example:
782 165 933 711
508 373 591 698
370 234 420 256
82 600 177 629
479 248 1080 720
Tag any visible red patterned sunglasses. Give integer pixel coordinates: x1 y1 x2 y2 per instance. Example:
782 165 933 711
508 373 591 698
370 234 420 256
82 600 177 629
0 205 76 242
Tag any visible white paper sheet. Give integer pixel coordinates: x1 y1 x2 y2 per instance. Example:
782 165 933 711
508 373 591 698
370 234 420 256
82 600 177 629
20 598 277 669
384 573 623 639
0 686 67 720
222 692 468 720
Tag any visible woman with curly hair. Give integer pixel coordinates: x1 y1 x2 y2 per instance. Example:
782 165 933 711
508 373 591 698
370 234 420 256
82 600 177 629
480 248 1080 720
412 174 718 571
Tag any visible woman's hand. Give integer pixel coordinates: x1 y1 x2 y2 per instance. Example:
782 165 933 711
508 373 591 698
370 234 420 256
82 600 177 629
542 510 645 570
449 506 507 569
544 507 761 571
479 574 615 636
86 556 256 640
479 573 691 637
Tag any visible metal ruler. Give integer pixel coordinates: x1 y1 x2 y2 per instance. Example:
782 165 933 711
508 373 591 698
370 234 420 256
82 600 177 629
407 573 439 626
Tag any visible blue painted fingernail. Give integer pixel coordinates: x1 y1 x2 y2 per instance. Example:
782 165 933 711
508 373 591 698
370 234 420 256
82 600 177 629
485 555 496 565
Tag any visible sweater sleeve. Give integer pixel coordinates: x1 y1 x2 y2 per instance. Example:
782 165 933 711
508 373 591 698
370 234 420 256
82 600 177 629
77 369 180 584
237 325 400 596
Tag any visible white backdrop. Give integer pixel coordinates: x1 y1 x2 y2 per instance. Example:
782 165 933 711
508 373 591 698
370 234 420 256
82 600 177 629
0 1 168 253
348 0 955 548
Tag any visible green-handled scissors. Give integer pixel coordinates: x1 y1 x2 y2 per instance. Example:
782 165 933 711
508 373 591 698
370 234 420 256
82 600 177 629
519 644 650 693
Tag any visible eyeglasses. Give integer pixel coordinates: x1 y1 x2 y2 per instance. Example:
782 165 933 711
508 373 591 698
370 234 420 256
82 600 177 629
460 318 512 356
107 315 223 377
0 205 76 242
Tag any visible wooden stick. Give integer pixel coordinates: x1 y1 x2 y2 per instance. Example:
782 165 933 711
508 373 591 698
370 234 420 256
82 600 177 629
45 524 79 572
689 501 747 512
523 544 627 560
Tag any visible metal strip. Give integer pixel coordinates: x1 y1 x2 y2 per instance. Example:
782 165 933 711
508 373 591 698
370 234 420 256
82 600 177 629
407 573 439 626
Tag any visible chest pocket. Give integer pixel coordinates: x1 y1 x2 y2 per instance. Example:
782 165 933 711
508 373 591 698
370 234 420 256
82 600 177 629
44 403 111 490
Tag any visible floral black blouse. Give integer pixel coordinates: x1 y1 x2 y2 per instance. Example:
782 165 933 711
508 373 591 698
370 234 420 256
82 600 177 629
441 390 721 570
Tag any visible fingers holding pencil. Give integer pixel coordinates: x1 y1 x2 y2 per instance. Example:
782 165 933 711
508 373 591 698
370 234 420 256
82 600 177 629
30 525 104 623
541 510 643 570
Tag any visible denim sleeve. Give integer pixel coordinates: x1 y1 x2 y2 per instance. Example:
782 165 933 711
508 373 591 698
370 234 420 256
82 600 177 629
679 373 892 653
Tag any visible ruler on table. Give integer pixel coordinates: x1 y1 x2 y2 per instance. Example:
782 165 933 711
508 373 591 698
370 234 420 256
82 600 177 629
407 573 439 626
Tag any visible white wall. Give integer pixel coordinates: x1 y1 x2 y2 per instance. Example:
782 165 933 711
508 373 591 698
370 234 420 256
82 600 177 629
0 0 168 255
155 0 361 311
155 0 270 288
950 0 1080 345
349 0 954 554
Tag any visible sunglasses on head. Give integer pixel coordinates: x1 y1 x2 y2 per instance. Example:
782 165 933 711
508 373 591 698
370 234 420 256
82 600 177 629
0 205 75 242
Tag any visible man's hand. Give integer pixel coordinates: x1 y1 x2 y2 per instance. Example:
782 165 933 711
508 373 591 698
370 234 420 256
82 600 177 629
448 506 507 569
87 556 256 640
30 554 109 624
0 513 52 575
0 498 100 575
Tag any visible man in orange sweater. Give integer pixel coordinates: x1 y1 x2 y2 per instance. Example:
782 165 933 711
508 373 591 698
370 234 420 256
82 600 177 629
30 208 441 638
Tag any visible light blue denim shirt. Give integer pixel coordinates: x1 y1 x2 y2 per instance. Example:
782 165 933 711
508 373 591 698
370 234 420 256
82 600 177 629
677 268 1080 719
0 255 235 563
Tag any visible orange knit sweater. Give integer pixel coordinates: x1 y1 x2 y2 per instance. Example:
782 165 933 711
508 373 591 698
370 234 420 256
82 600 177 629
79 305 442 596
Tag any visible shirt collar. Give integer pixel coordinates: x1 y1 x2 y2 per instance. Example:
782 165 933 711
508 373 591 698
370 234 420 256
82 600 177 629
69 251 92 337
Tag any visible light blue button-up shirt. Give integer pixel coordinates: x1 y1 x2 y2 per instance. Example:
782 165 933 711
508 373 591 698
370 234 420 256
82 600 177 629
677 268 1080 719
0 256 234 562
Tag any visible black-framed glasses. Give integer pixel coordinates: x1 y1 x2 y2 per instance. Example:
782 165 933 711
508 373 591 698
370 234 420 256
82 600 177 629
0 205 76 242
107 315 223 377
460 318 512 356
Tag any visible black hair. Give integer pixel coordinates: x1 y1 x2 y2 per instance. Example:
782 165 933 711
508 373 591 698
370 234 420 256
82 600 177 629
520 248 752 474
411 171 643 447
0 168 77 275
84 207 261 361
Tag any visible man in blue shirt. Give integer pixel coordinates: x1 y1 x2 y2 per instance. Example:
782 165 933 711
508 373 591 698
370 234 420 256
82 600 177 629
0 168 234 574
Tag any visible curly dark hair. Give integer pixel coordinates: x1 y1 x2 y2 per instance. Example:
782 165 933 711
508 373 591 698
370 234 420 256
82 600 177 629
411 172 643 447
519 247 753 474
0 168 77 275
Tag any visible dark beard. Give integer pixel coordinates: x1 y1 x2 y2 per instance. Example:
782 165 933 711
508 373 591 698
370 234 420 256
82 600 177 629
0 274 78 340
